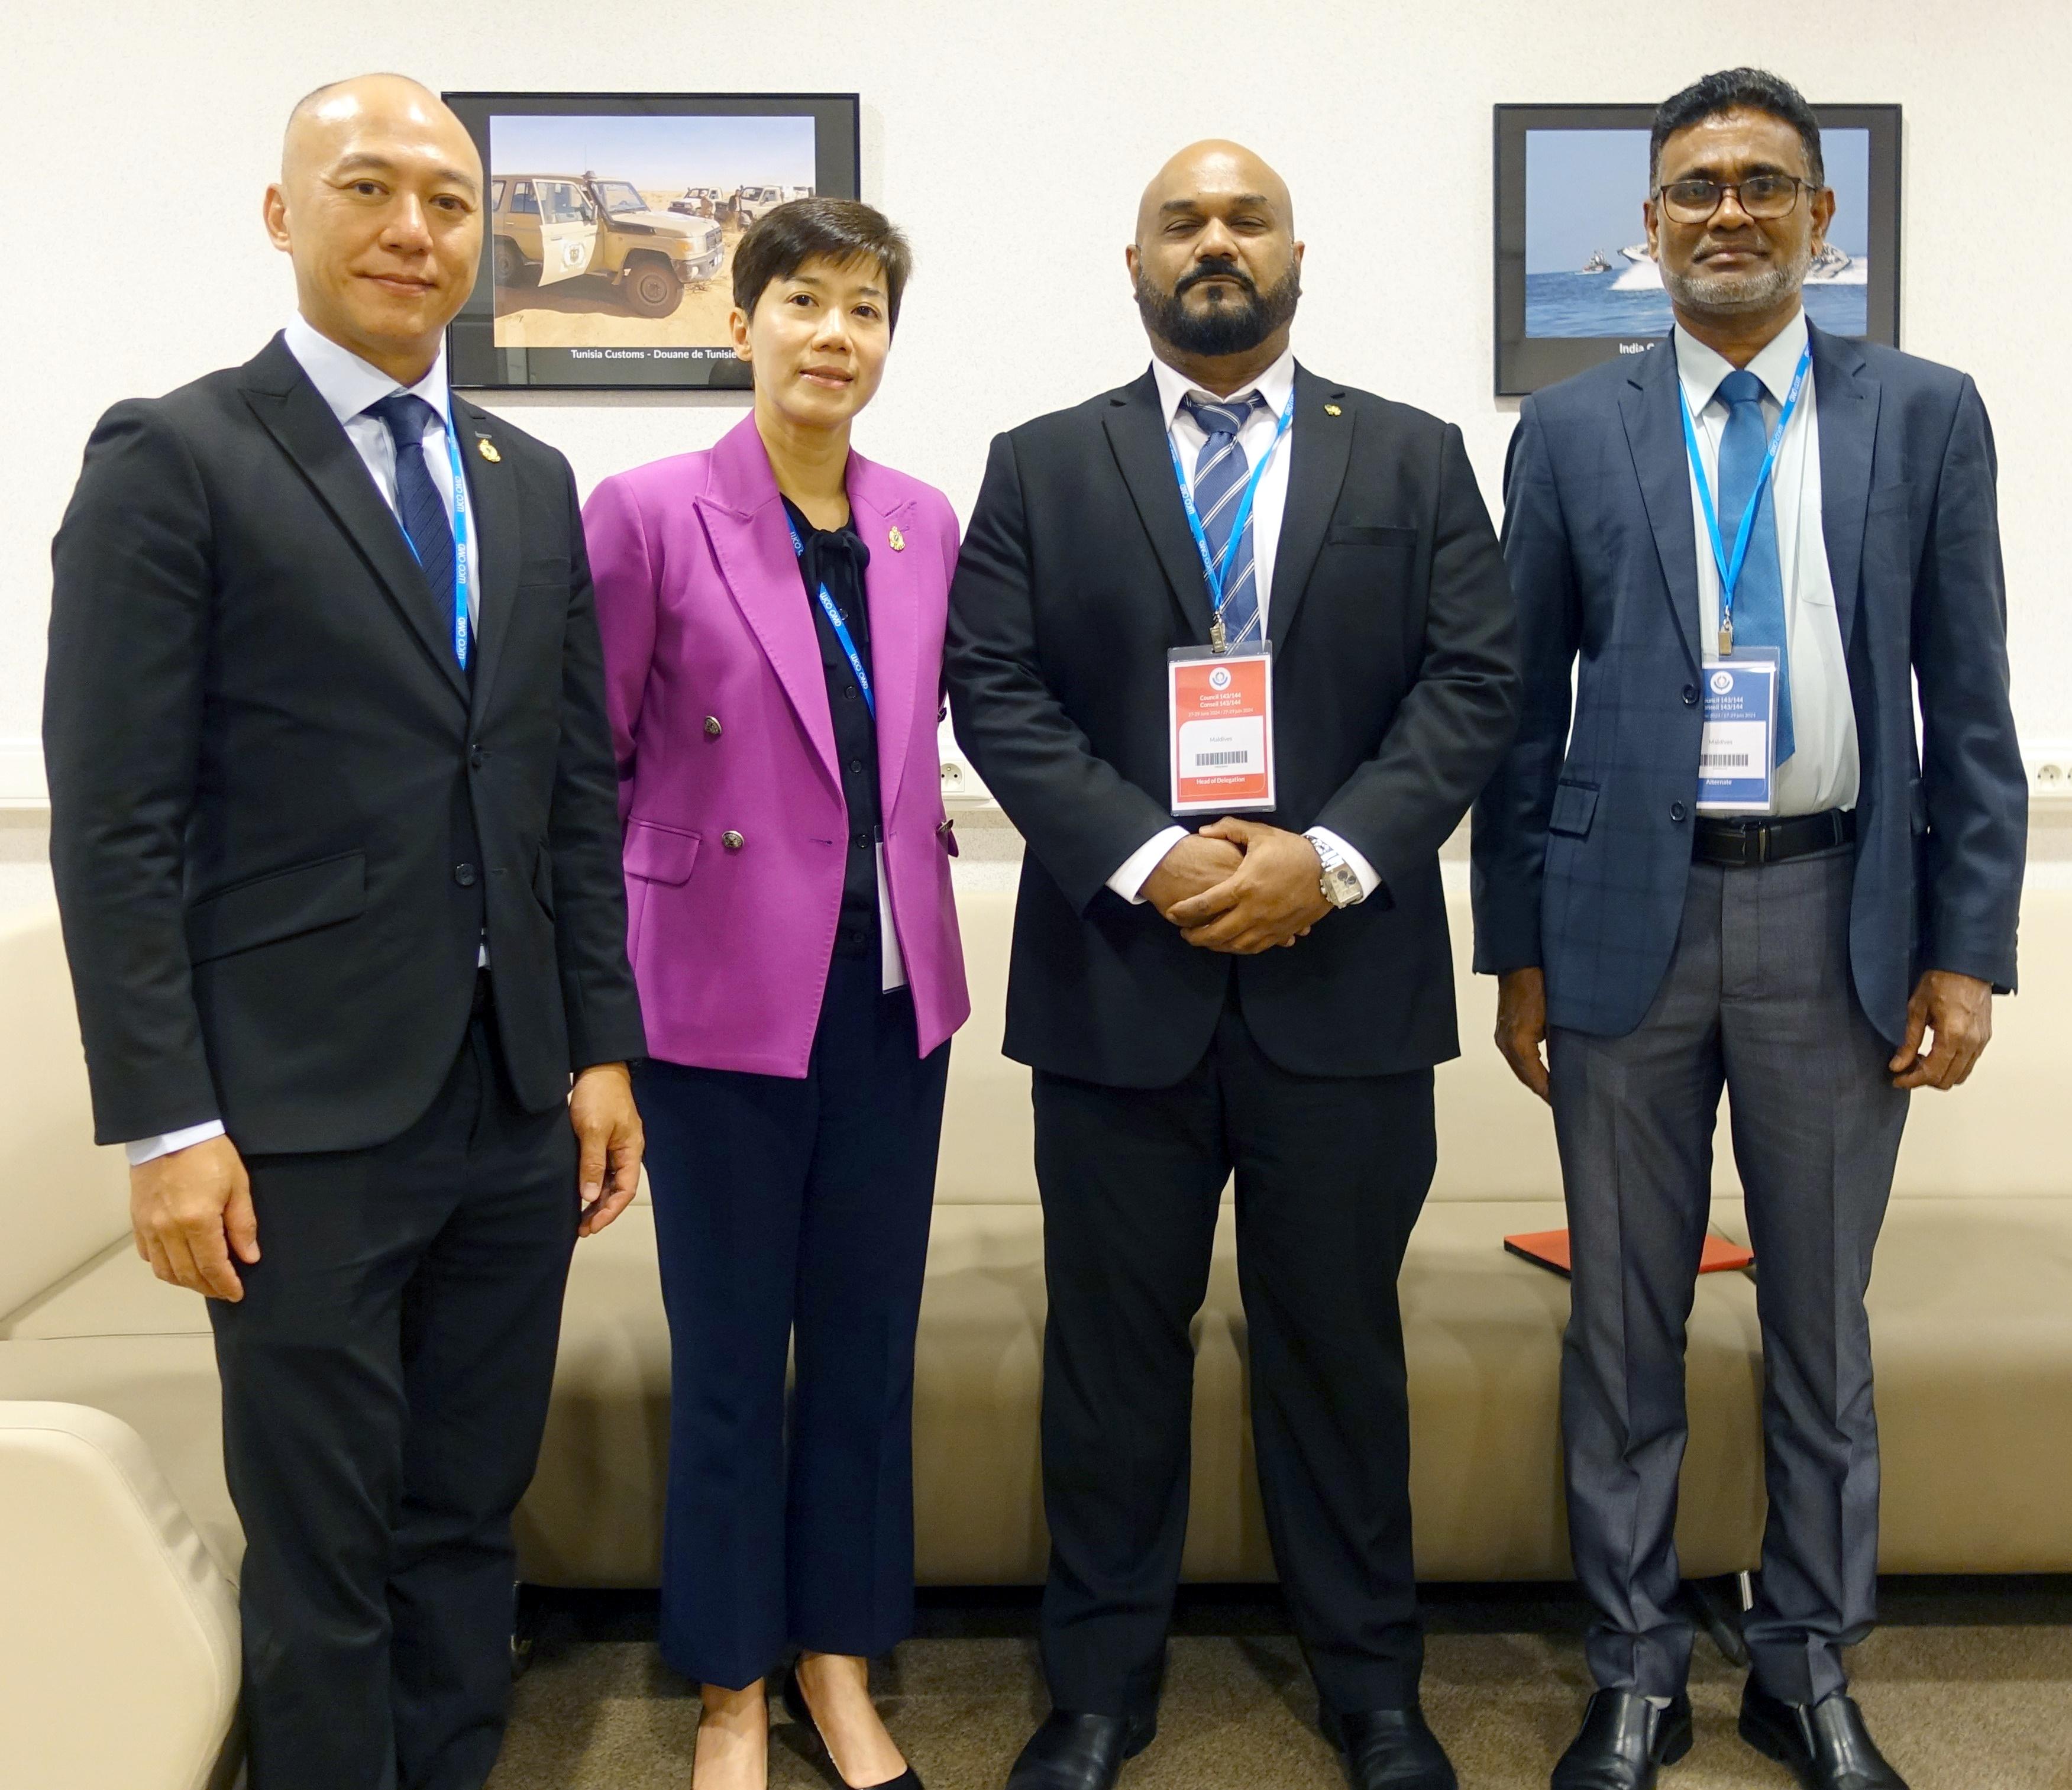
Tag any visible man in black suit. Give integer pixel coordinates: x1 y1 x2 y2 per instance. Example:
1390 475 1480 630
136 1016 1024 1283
947 141 1518 1790
43 76 645 1790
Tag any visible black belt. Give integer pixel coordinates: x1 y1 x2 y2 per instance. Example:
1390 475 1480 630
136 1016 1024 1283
1693 807 1854 868
471 966 493 1014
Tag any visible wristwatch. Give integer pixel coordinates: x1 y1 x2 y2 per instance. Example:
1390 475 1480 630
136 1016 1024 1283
1313 836 1365 909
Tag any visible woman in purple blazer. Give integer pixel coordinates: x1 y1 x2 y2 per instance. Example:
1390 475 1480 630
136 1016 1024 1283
585 201 969 1790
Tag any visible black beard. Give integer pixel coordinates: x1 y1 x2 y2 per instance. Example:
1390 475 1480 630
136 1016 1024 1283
1134 259 1301 357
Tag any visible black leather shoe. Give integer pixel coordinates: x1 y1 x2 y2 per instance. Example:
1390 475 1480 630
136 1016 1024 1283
1320 1705 1458 1790
1003 1711 1153 1790
1550 1689 1693 1789
780 1662 922 1790
1738 1684 1909 1789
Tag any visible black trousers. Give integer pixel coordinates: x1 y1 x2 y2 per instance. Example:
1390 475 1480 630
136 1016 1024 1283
1033 984 1438 1721
638 954 951 1691
211 993 578 1790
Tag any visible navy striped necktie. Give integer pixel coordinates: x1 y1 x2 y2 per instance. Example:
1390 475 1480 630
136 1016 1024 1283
366 392 466 668
1181 392 1266 648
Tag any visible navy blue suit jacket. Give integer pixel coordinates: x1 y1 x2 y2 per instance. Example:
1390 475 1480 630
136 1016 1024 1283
1471 323 2025 1045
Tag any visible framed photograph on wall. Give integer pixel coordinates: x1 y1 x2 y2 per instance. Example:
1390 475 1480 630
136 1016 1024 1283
1493 102 1901 396
443 91 861 391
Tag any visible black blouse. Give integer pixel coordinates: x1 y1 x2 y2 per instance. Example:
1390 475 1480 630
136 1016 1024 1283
783 497 884 961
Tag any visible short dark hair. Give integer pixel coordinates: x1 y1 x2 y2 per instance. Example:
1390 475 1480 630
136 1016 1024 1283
732 198 913 334
1651 67 1824 189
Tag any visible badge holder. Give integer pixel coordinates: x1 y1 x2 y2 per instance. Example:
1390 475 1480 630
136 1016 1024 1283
1168 642 1275 815
1696 645 1780 814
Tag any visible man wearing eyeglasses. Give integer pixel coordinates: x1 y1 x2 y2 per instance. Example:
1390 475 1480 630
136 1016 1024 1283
1472 67 2023 1790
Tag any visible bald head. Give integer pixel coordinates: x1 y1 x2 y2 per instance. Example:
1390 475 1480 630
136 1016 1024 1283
282 74 478 189
1127 140 1303 382
1135 140 1294 245
265 73 486 386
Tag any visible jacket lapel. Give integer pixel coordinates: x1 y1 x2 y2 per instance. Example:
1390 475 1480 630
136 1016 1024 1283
454 399 519 725
1620 338 1704 675
849 467 920 820
1102 371 1215 642
1267 365 1353 651
699 417 841 793
1809 324 1878 651
239 335 470 706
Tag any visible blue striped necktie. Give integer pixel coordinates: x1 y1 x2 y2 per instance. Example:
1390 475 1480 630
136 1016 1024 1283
1181 392 1265 648
1714 369 1793 762
366 392 466 668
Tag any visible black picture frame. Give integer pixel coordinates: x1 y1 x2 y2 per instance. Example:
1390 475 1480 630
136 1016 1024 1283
444 91 861 392
1493 102 1901 396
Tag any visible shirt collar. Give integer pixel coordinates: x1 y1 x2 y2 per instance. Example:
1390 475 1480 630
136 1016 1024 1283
283 314 454 432
1149 341 1298 429
1673 308 1809 413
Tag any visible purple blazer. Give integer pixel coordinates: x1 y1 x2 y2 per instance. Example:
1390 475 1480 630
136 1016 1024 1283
584 415 970 1076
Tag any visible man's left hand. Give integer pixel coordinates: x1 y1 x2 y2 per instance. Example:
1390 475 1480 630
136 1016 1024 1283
1889 971 1994 1090
1166 818 1333 954
570 1062 644 1236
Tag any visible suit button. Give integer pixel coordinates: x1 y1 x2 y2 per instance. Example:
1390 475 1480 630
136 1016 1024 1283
854 831 872 851
1682 684 1698 706
849 758 867 776
469 748 485 769
1670 803 1688 823
722 831 745 851
454 862 479 886
704 716 722 738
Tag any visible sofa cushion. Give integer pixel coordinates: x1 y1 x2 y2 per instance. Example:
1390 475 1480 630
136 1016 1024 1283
0 908 131 1322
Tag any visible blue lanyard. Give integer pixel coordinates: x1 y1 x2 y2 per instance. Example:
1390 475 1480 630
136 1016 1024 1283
783 509 874 718
1678 341 1812 650
1166 388 1297 643
392 411 473 671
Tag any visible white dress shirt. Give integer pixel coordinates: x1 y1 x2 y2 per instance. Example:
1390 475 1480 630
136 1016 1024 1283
1108 347 1382 904
1673 312 1858 818
125 319 482 1167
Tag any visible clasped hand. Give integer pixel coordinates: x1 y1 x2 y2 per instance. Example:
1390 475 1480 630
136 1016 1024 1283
1142 818 1333 954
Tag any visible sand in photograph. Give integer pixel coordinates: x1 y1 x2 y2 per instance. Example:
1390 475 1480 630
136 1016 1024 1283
493 199 743 351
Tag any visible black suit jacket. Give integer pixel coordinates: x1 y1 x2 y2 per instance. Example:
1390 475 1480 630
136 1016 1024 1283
44 333 645 1152
946 363 1519 1088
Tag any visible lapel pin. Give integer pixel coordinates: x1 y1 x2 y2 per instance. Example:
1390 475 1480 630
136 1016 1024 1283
888 525 906 552
477 437 501 463
1324 403 1343 417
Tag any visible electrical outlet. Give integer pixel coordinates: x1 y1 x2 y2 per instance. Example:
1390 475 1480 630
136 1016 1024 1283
2025 747 2072 802
939 758 965 792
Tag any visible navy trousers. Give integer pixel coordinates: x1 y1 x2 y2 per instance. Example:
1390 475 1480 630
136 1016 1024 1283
638 954 951 1690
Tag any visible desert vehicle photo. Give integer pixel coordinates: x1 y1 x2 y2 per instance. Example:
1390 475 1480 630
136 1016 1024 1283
491 173 725 318
731 183 791 226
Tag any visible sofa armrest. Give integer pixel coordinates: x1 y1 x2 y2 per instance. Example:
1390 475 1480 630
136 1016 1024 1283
0 1401 241 1790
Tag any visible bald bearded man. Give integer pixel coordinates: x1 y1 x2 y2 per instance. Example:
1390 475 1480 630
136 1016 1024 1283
946 143 1518 1790
44 76 644 1790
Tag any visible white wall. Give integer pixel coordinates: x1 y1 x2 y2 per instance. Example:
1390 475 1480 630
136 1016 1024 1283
4 0 2067 781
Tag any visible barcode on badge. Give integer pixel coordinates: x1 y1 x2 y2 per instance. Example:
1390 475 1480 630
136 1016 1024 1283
1702 753 1750 768
1195 750 1250 767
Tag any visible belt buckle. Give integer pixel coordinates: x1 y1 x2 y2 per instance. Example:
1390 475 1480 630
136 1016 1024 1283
1751 822 1771 868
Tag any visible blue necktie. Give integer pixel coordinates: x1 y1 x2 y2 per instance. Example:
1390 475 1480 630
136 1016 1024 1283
1714 369 1793 761
367 392 467 668
1182 393 1265 648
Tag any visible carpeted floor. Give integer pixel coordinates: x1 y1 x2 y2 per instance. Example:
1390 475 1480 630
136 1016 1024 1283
486 1582 2072 1790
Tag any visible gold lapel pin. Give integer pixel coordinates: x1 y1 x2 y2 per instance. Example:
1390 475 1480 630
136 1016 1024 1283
888 525 906 552
1324 403 1343 417
477 438 501 463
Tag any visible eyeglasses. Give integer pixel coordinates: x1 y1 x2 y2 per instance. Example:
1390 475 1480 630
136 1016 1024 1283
1655 175 1815 224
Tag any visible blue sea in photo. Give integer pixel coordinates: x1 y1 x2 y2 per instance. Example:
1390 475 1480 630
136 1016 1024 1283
1527 271 1869 339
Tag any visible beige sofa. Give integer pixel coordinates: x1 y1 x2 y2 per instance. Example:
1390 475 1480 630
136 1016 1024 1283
4 877 2070 1619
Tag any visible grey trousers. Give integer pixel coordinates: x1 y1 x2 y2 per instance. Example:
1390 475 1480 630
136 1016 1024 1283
1549 848 1909 1705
